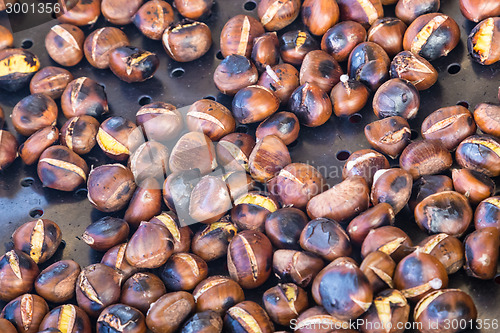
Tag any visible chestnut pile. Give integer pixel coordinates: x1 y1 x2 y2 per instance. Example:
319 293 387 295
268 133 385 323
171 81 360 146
1 0 500 332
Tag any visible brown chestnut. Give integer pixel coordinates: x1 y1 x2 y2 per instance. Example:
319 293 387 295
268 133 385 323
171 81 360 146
45 24 84 67
97 304 147 333
360 289 410 333
364 116 411 158
133 0 174 40
186 99 236 141
150 212 193 254
101 243 139 280
224 301 274 333
192 217 237 261
251 32 280 73
121 272 166 314
61 77 109 118
464 227 500 280
336 0 384 27
163 20 212 62
175 0 213 20
136 102 183 143
468 17 500 65
82 216 130 251
12 218 62 264
348 203 395 245
409 175 454 211
273 249 325 288
83 27 130 69
39 304 91 333
289 82 333 127
455 134 500 177
361 226 414 262
101 0 142 25
232 85 279 124
348 42 390 91
263 283 308 326
0 318 16 333
60 115 100 155
373 78 420 119
321 21 367 63
367 18 407 57
160 253 208 291
475 196 500 231
400 140 453 179
460 0 500 23
0 48 40 92
146 291 195 333
124 178 163 228
109 46 159 83
0 130 18 171
302 0 339 36
128 141 168 184
452 168 495 205
18 125 59 165
216 133 255 173
360 251 396 293
1 294 49 333
342 149 390 185
371 168 413 214
30 66 73 99
169 131 217 175
12 93 58 137
220 15 264 59
35 260 81 303
181 310 223 333
474 103 500 137
396 0 440 25
258 0 301 31
97 116 141 161
255 111 300 145
280 30 319 66
249 135 291 183
330 75 370 117
213 55 259 95
0 25 13 50
300 50 343 93
390 51 438 91
417 234 464 275
193 276 245 314
258 65 299 107
189 175 232 224
0 250 39 301
56 0 100 26
265 207 308 250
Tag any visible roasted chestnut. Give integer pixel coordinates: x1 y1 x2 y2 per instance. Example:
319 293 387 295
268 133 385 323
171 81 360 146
124 178 163 228
0 48 40 92
161 253 208 291
163 21 212 62
82 216 130 251
373 78 420 119
215 133 255 173
214 55 259 95
61 77 109 118
409 175 454 211
18 125 58 165
146 291 195 333
186 99 236 141
321 21 366 63
128 141 169 184
331 75 370 117
364 116 411 158
121 272 167 314
289 82 333 127
249 135 291 183
293 306 350 333
97 304 147 333
417 233 464 275
302 0 339 36
400 140 453 179
190 175 232 224
257 64 300 105
361 226 414 262
348 42 390 91
0 25 13 50
348 203 395 245
263 283 308 326
220 15 264 58
475 196 500 230
360 251 396 293
0 130 18 171
464 227 499 280
337 0 383 28
101 0 142 25
280 30 319 66
452 168 494 205
12 93 57 137
169 131 217 175
264 207 308 250
367 18 407 57
136 102 183 143
396 0 440 25
371 168 413 214
181 310 223 333
255 111 300 145
390 51 438 91
133 0 175 40
232 85 280 124
97 116 141 161
0 250 39 301
35 259 81 303
193 276 245 314
101 243 139 280
251 32 280 73
342 149 390 185
30 66 73 99
300 217 350 262
468 17 500 66
56 0 100 26
38 304 91 333
224 301 274 333
12 218 62 264
455 134 500 177
273 249 325 288
83 27 130 69
460 0 500 22
45 24 84 67
60 115 100 155
474 103 500 137
299 50 343 93
1 294 49 333
360 289 410 333
257 0 301 31
150 211 192 253
175 0 213 20
109 46 159 83
225 171 257 201
192 218 238 261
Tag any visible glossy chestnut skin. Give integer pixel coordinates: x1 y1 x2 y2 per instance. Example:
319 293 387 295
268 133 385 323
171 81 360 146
474 103 500 137
365 116 411 158
255 111 299 145
56 0 100 26
361 226 414 262
61 77 109 118
87 164 137 212
213 55 259 95
45 24 84 67
475 196 500 230
146 291 195 333
82 217 129 251
97 304 146 333
121 273 166 314
360 251 396 293
39 304 91 333
409 175 454 211
175 0 213 20
193 276 245 314
275 250 324 289
133 0 174 40
396 0 440 25
18 125 58 165
464 227 500 280
343 149 390 185
220 15 264 59
257 64 300 105
263 283 308 326
83 27 130 69
60 115 99 155
289 82 333 127
337 0 383 28
368 18 407 57
299 50 343 93
109 47 159 83
0 130 18 171
224 301 274 333
128 141 169 184
0 318 16 333
12 218 62 264
0 49 40 92
280 30 319 66
189 175 232 224
192 218 238 261
163 21 212 62
97 116 141 161
150 212 192 253
0 25 13 50
257 0 300 31
312 257 373 320
455 134 500 177
101 243 139 280
101 0 142 25
186 99 236 141
460 0 500 23
35 260 81 303
360 289 410 333
249 135 291 183
1 294 49 333
136 102 183 143
373 78 420 119
181 310 223 333
124 178 163 228
468 17 500 65
252 33 280 73
348 42 390 92
390 51 438 91
232 85 279 124
298 217 349 261
302 0 339 36
331 75 369 117
348 203 395 245
30 66 73 99
216 133 255 172
161 253 208 291
400 140 453 179
403 13 460 61
0 250 39 301
264 208 308 250
12 93 57 137
417 234 464 275
321 21 366 63
452 168 494 205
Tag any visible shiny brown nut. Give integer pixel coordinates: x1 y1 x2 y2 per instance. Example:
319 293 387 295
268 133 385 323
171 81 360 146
360 251 396 293
76 264 123 317
101 243 139 280
300 218 352 261
45 24 84 67
162 169 202 221
37 145 89 191
109 47 159 83
125 221 174 269
302 0 339 36
414 289 477 333
136 102 183 143
161 253 208 291
364 116 411 158
82 217 129 251
464 227 500 280
409 175 453 211
468 18 500 65
267 163 327 209
0 294 49 333
273 249 324 288
421 105 476 151
390 51 438 90
452 168 494 205
163 21 212 62
181 310 223 333
417 234 464 275
258 0 301 31
257 64 300 105
60 115 99 155
175 0 213 20
18 125 59 165
294 306 353 333
279 30 319 66
83 27 130 69
121 272 166 314
12 218 62 264
312 257 373 320
124 178 163 228
264 207 308 250
39 304 91 333
193 276 245 314
0 25 13 50
61 77 109 118
192 218 238 261
97 304 147 333
150 211 193 253
30 66 73 99
396 0 440 25
220 15 264 59
87 164 137 212
361 226 414 262
232 85 279 124
360 289 410 333
0 250 39 301
331 75 370 117
321 21 367 62
367 18 407 57
263 283 308 326
186 99 236 141
146 291 195 333
35 260 81 303
97 116 141 161
473 103 500 137
373 78 420 119
371 168 413 214
189 175 232 224
348 203 395 245
216 133 255 173
224 301 274 333
128 141 168 184
231 192 278 232
400 140 453 179
289 82 333 127
307 176 370 222
299 50 343 93
460 0 500 22
133 0 174 40
0 318 16 333
101 0 142 25
251 33 280 73
455 134 500 177
12 94 57 136
0 48 40 92
342 149 390 185
256 111 300 145
348 42 390 91
213 55 259 95
248 135 291 183
56 0 100 26
336 0 383 28
169 131 217 175
475 196 500 230
403 13 460 61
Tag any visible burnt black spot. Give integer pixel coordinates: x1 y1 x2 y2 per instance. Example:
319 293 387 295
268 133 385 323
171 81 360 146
222 55 251 75
302 6 312 20
132 278 151 292
222 296 236 310
53 35 65 48
46 223 58 237
23 95 49 115
390 176 408 192
318 60 336 78
233 139 243 147
17 251 35 269
37 262 69 284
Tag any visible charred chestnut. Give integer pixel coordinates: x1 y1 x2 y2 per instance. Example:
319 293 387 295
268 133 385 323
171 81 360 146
280 30 319 66
400 140 453 179
364 116 411 158
409 175 454 211
109 47 159 83
321 21 366 63
61 77 109 118
82 216 130 251
468 17 500 66
175 0 213 20
0 131 18 171
249 135 291 183
189 175 232 224
136 102 183 143
337 0 383 28
417 234 464 275
455 134 500 177
97 304 147 333
256 111 300 145
220 15 264 59
216 133 255 173
161 253 208 292
45 24 84 67
39 304 91 333
289 82 333 127
396 0 440 25
133 0 174 40
331 75 370 117
367 18 407 57
273 249 325 287
232 85 280 124
264 207 308 250
475 196 500 230
257 64 300 105
97 116 141 161
371 168 413 214
191 218 238 261
263 283 308 326
121 272 167 314
83 27 130 69
30 66 73 99
360 251 396 293
60 115 99 155
0 48 40 92
181 310 223 333
348 203 395 245
193 276 245 314
452 168 494 205
224 301 274 333
163 169 202 222
348 42 390 91
213 55 259 95
18 125 58 165
360 289 410 333
300 218 352 261
35 259 81 303
294 306 351 333
373 78 420 119
251 33 280 72
12 93 57 137
12 218 62 264
0 250 39 301
299 50 343 93
101 243 139 280
361 226 414 262
342 149 390 185
146 291 195 333
163 21 212 62
390 51 438 90
464 227 499 280
1 294 49 333
186 99 236 141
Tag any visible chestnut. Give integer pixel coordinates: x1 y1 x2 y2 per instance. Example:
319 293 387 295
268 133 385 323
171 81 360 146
321 21 367 63
213 55 259 95
56 0 100 26
403 13 460 61
83 27 130 69
474 103 500 137
0 250 39 301
18 126 58 165
0 130 18 171
128 141 169 184
186 99 236 141
371 168 412 214
35 259 81 303
300 50 343 93
150 211 193 254
146 291 195 333
101 243 139 280
264 207 308 250
300 218 352 261
417 234 464 275
330 75 370 117
133 0 174 40
312 257 373 320
82 216 130 251
12 218 62 264
216 133 255 172
263 283 308 326
395 0 440 25
97 116 141 161
175 0 213 20
294 306 351 333
30 66 73 99
307 176 370 222
455 134 500 177
400 140 453 179
258 64 299 105
367 18 407 57
191 218 238 261
97 304 146 333
45 24 84 67
452 168 494 205
0 25 13 50
251 33 280 73
101 0 142 25
121 272 166 314
161 253 208 291
365 117 410 159
136 102 183 143
181 310 223 333
273 249 325 287
348 203 395 245
163 169 202 222
224 301 274 333
249 135 291 183
12 93 58 137
360 251 396 293
1 294 49 333
232 85 280 124
342 149 390 185
220 15 264 59
289 82 333 127
390 51 438 90
337 0 383 28
190 175 232 224
0 49 40 92
60 115 100 155
280 30 319 66
163 21 212 62
460 0 500 23
256 111 300 145
302 0 339 36
348 42 390 91
0 319 16 333
361 226 414 262
39 304 91 333
464 227 499 280
409 175 453 211
361 291 410 333
258 0 301 31
61 77 109 118
193 276 245 314
373 78 420 119
475 196 500 231
169 131 217 175
468 17 500 65
124 178 163 228
225 171 257 201
109 47 159 83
